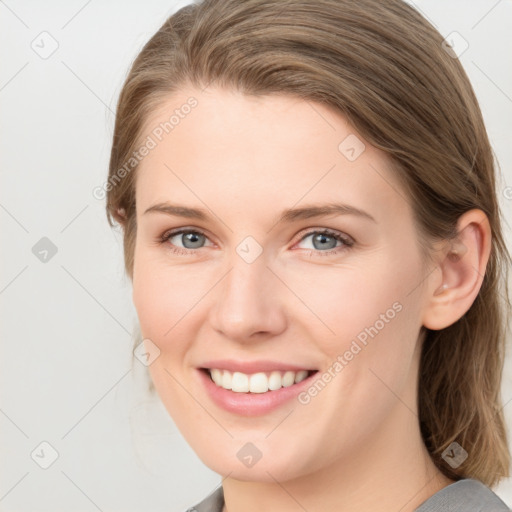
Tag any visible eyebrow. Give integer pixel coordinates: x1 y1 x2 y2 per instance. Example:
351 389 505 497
143 201 377 224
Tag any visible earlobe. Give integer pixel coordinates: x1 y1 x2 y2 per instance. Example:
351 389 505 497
422 209 491 331
114 207 127 226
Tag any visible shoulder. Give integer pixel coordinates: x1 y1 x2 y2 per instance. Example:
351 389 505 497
414 478 511 512
181 480 511 512
184 485 224 512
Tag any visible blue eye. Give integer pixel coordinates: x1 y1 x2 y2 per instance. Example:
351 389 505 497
161 229 212 250
297 229 351 252
295 229 354 256
159 227 354 256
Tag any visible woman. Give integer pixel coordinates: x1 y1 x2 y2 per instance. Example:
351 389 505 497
105 0 511 510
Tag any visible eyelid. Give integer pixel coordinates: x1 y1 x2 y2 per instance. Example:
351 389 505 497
292 227 354 247
159 226 355 255
160 227 215 247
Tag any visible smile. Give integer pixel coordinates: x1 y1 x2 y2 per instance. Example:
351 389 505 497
203 368 316 393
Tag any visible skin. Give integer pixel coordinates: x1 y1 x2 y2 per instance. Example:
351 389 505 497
130 86 491 512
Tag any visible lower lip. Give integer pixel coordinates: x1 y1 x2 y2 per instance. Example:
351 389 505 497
197 368 318 416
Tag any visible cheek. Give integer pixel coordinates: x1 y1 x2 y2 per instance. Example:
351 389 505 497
283 257 409 350
132 255 206 419
132 263 172 340
132 250 203 339
301 250 423 414
287 248 424 402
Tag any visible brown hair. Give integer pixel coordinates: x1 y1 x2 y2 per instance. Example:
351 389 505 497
106 0 511 487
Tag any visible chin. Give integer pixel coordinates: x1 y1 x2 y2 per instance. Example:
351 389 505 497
196 443 310 483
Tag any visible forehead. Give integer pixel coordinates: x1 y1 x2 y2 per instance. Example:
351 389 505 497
135 86 411 228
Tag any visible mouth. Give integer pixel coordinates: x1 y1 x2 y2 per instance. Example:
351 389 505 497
200 368 319 394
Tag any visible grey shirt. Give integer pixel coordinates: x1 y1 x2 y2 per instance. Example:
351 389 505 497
185 478 511 512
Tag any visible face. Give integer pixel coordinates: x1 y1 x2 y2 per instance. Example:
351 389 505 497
131 86 433 482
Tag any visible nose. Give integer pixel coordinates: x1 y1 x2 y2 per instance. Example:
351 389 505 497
208 251 288 342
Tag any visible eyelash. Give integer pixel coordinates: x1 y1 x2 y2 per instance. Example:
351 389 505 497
158 227 354 257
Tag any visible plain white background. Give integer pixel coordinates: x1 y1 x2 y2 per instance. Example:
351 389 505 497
1 1 511 510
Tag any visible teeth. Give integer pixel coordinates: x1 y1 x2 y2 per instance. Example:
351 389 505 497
208 368 310 393
232 372 249 392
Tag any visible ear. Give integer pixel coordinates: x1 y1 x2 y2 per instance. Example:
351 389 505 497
114 207 128 226
421 209 492 330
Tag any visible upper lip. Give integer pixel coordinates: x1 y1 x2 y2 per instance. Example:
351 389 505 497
199 359 317 374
